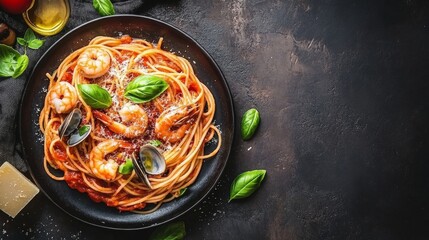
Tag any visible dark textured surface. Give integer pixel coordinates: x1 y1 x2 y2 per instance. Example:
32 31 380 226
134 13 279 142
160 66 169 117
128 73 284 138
2 0 429 239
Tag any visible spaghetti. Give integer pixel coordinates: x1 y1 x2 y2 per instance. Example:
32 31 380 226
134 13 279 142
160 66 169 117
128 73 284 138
39 35 221 212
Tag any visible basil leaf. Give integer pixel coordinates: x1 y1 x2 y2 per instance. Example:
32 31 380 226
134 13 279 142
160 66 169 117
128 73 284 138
78 125 90 136
0 44 19 77
19 29 44 50
12 54 29 78
17 37 27 47
77 84 112 109
149 221 186 240
0 44 26 78
149 140 162 147
118 158 133 174
241 108 260 140
179 188 187 196
125 75 169 103
229 169 266 202
93 0 115 16
28 39 45 50
24 28 36 42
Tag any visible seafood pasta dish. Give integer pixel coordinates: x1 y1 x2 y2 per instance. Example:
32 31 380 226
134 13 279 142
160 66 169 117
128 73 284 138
39 35 221 212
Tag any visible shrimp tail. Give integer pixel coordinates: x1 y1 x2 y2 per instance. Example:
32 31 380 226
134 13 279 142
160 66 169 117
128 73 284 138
93 110 112 125
155 104 198 143
93 110 125 133
117 140 134 149
173 105 198 126
93 106 148 138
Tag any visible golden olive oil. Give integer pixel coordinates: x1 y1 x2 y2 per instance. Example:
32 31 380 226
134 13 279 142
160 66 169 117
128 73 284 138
22 0 70 36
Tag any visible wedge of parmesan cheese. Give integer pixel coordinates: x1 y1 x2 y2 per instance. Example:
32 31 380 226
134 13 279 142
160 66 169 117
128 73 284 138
0 162 39 218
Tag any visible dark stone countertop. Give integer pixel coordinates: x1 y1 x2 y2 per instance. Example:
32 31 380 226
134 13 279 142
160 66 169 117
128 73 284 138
1 0 429 239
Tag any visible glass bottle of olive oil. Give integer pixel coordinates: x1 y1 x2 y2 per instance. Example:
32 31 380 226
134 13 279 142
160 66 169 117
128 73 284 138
22 0 70 36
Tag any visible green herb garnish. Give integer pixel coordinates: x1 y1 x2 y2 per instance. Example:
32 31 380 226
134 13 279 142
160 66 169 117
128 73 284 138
179 188 187 196
229 170 266 202
124 75 169 103
148 140 162 147
77 84 112 109
93 0 115 16
17 28 45 51
0 44 28 78
241 108 260 140
118 158 133 174
149 221 186 240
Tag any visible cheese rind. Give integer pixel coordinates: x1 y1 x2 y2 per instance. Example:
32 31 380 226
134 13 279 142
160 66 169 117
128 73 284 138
0 162 39 218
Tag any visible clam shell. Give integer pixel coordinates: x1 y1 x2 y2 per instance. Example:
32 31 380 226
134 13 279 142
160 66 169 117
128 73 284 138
132 145 166 189
131 156 153 189
139 145 166 175
58 108 82 139
67 124 91 147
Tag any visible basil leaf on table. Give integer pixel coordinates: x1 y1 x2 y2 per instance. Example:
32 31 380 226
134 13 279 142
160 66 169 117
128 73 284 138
28 39 45 50
12 55 29 78
93 0 115 16
0 44 19 77
229 169 266 202
16 37 26 46
24 28 36 42
77 84 112 109
241 108 260 140
0 44 28 78
125 75 169 103
149 221 186 240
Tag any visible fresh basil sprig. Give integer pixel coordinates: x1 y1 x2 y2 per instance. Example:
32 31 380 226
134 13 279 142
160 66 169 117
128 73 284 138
0 29 43 79
241 108 260 140
17 28 45 50
118 158 133 174
77 84 112 109
93 0 115 16
124 75 169 103
0 44 29 78
229 170 266 202
149 221 186 240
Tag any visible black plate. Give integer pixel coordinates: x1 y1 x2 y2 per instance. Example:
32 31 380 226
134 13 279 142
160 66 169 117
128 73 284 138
19 15 234 230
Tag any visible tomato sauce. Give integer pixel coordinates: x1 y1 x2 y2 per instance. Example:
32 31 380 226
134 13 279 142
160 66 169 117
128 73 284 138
64 171 146 211
52 142 67 161
120 35 133 44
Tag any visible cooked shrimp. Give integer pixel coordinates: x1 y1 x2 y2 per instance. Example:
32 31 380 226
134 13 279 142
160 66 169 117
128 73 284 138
77 48 111 78
155 105 197 143
89 139 132 181
47 81 78 114
93 103 148 138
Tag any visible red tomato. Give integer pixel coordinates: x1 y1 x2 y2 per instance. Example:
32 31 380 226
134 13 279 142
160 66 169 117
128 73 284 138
0 0 32 14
